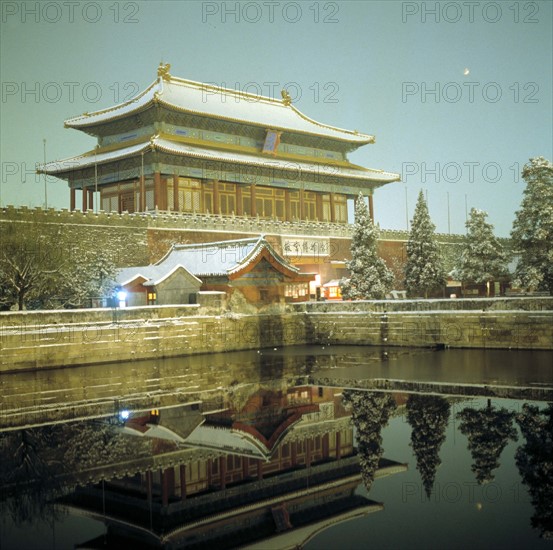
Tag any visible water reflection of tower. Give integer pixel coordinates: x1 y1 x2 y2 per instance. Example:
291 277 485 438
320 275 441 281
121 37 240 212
58 385 406 549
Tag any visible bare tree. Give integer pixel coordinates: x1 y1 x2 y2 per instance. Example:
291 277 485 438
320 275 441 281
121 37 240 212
0 221 63 310
0 219 116 310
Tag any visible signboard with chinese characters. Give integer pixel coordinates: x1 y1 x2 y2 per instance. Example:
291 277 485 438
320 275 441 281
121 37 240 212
262 129 281 155
282 237 330 258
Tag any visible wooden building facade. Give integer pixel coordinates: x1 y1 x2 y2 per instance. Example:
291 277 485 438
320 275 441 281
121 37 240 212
116 236 315 306
40 63 399 225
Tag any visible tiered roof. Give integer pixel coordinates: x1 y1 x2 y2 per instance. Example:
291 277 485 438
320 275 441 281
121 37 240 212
38 64 400 188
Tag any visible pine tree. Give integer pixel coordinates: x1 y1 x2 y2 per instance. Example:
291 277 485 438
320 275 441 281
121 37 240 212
340 193 394 299
404 190 445 298
457 208 509 294
511 157 553 293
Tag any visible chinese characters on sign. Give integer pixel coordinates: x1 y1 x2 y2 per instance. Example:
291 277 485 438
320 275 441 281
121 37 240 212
282 238 330 258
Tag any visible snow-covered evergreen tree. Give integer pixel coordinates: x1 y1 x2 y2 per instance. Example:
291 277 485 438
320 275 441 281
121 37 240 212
340 193 394 300
404 190 445 298
457 208 509 293
511 157 553 293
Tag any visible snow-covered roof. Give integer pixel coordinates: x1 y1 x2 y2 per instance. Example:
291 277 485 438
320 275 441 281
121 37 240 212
322 279 342 287
117 236 311 285
184 425 270 459
38 141 150 174
64 73 374 145
38 136 399 183
157 236 300 278
153 138 399 182
117 264 202 287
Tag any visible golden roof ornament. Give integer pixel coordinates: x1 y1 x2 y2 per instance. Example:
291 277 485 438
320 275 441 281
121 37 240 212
157 62 171 81
281 89 292 106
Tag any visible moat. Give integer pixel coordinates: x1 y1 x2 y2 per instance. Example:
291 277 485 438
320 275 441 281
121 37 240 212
1 346 552 549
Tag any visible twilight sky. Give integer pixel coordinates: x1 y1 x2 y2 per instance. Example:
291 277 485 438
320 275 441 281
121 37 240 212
1 0 551 236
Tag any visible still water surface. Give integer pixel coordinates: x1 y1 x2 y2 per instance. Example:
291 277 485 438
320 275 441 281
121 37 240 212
1 346 551 549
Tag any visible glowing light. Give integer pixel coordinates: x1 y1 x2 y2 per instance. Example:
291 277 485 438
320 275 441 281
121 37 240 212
463 68 470 76
120 410 130 420
117 289 128 308
309 274 322 295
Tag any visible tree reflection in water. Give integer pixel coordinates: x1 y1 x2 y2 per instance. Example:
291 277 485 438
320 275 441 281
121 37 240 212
515 403 553 539
457 402 518 484
1 387 552 547
0 428 65 526
406 394 450 499
342 390 396 491
0 421 151 527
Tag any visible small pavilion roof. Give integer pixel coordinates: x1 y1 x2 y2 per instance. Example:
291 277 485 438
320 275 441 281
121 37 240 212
64 72 374 145
157 236 307 278
117 264 202 287
117 236 314 284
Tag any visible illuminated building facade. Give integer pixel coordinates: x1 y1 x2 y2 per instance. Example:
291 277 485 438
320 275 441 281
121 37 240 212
40 63 399 225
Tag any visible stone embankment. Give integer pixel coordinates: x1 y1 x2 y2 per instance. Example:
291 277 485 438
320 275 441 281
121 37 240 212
1 297 552 372
294 298 553 350
0 307 306 372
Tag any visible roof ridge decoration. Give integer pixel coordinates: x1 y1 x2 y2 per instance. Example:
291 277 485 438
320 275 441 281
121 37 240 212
157 62 171 81
169 75 284 106
281 89 292 107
